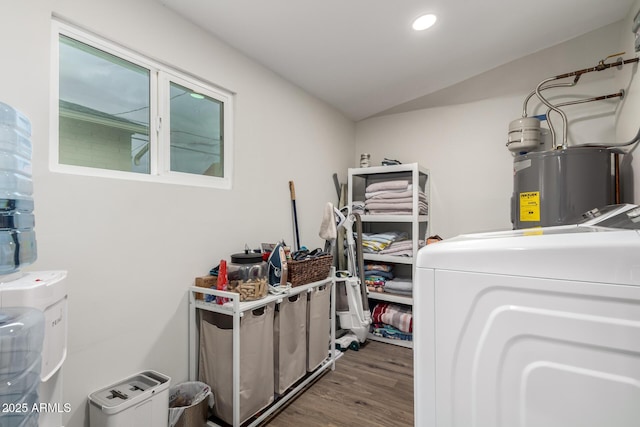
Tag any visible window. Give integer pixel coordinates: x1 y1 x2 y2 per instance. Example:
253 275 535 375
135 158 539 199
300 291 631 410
51 20 233 189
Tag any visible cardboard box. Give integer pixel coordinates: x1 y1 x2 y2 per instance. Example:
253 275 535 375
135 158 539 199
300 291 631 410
195 275 218 300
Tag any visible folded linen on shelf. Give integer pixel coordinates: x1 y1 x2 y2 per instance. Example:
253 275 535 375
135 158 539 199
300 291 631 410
365 180 409 193
364 263 393 272
365 196 414 205
361 179 428 215
382 288 412 296
371 302 412 333
367 285 385 293
370 323 412 342
364 269 394 280
365 188 427 201
365 276 386 287
384 278 412 294
365 201 428 214
378 240 423 257
364 263 394 293
361 231 408 253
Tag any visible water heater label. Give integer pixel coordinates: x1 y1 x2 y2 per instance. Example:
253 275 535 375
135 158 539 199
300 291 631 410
520 191 540 221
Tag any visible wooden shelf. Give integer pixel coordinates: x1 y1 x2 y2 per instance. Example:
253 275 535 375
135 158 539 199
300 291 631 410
368 291 413 305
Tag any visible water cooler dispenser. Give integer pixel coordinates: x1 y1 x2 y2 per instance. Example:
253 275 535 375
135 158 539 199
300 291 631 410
0 101 68 427
0 272 68 427
0 307 44 427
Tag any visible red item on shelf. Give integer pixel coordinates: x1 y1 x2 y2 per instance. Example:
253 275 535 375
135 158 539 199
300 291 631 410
216 259 228 305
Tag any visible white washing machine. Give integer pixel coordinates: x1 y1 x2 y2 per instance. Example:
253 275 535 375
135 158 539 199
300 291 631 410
414 205 640 427
0 270 68 427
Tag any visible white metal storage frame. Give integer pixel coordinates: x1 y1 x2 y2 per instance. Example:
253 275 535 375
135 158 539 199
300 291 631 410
348 163 430 348
188 275 337 427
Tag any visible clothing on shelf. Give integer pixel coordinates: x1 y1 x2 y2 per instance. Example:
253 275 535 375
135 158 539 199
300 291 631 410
364 262 394 293
371 302 412 333
364 263 413 296
370 323 412 342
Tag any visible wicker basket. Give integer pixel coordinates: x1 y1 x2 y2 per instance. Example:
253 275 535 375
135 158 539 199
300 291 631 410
287 254 333 287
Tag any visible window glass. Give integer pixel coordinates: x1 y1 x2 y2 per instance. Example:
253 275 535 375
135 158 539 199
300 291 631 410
53 21 234 189
58 35 150 173
169 82 223 177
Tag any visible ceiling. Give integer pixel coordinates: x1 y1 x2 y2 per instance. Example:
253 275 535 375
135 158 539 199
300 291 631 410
158 0 635 121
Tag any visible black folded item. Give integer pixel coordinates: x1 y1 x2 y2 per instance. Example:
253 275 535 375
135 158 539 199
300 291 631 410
381 158 402 166
209 264 220 276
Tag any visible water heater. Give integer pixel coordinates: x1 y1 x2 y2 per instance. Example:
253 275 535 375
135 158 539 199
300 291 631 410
511 147 613 229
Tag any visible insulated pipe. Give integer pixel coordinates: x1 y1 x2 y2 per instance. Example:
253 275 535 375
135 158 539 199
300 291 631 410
531 54 639 149
578 126 640 151
535 77 569 149
522 76 581 118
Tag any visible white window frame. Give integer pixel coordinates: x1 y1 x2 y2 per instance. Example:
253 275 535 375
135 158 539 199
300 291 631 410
50 19 234 189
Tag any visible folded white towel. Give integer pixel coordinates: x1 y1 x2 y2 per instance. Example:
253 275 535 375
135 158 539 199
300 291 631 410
367 210 412 215
380 241 415 255
384 278 413 292
365 188 427 201
366 201 428 212
365 197 414 205
365 185 413 199
365 180 409 193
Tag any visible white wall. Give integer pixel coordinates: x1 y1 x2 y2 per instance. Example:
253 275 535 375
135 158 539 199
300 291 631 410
0 1 354 426
356 19 635 238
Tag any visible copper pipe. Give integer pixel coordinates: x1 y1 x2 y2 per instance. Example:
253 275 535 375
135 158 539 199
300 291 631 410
552 90 625 108
532 54 638 148
614 152 621 204
554 57 639 79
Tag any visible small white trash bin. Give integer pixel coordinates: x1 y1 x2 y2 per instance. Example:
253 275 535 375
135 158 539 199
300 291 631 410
88 370 171 427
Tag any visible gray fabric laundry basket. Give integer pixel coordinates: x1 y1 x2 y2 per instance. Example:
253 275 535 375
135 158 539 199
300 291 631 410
306 282 332 372
198 303 275 425
274 293 308 394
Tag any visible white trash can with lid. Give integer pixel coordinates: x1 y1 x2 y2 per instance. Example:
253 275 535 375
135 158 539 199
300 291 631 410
88 370 170 427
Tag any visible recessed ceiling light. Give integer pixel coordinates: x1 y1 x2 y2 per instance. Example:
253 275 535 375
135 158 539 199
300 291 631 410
190 93 205 99
412 14 437 31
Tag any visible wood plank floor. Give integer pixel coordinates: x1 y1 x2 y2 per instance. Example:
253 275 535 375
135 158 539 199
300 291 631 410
261 340 414 426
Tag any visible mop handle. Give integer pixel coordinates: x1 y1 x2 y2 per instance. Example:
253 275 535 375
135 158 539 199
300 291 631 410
289 181 296 200
289 181 301 251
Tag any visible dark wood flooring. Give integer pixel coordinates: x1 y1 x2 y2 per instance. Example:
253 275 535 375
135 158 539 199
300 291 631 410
262 340 414 426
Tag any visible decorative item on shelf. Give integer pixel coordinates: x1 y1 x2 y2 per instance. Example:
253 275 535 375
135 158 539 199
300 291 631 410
360 153 371 168
426 235 443 245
